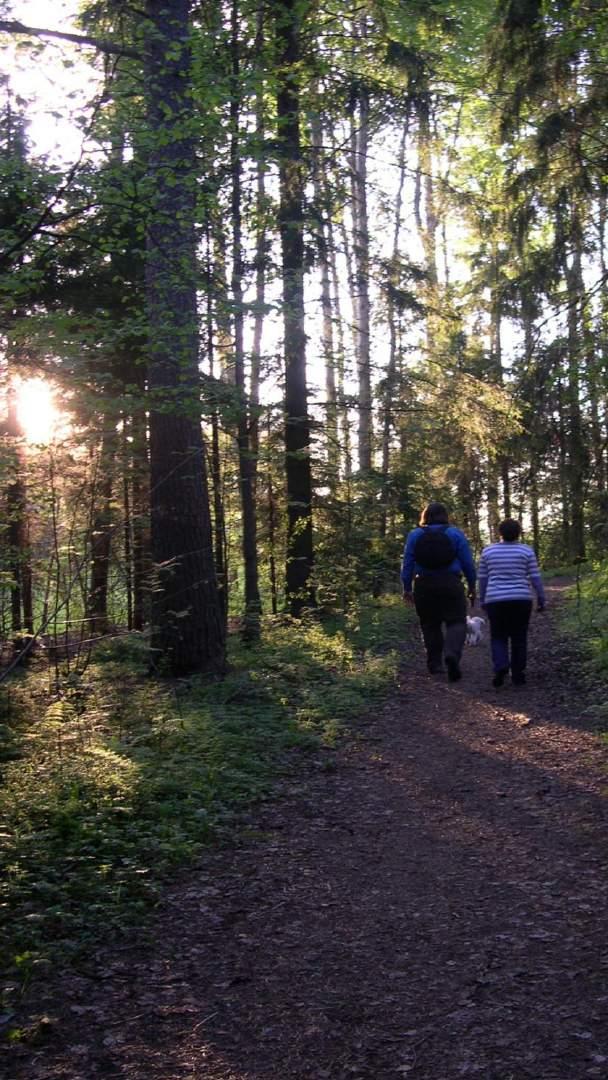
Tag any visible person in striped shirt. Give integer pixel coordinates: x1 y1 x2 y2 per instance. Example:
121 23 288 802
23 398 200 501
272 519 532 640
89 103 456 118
478 518 546 687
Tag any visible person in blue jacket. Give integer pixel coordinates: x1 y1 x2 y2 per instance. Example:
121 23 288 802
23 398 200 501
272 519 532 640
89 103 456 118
401 501 476 681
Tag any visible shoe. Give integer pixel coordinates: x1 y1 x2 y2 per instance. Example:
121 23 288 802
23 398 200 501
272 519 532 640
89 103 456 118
446 657 462 682
512 672 526 685
492 668 509 688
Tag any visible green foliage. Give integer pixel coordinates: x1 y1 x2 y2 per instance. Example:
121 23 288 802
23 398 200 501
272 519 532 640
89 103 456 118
557 565 608 727
560 563 608 667
314 475 407 604
0 598 410 987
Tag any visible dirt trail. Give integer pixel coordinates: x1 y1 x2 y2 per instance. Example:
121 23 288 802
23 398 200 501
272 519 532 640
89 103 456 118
4 581 608 1080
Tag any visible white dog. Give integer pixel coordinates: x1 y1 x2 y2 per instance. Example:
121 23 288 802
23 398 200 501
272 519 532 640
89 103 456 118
466 615 486 646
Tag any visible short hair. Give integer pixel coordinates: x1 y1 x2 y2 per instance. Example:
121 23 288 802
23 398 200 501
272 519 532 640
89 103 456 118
419 502 449 526
499 518 521 542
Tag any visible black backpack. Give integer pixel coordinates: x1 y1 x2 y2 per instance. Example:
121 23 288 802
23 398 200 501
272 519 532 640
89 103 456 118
414 526 455 570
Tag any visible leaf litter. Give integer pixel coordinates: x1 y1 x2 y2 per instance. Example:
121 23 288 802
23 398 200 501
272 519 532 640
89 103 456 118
2 581 608 1079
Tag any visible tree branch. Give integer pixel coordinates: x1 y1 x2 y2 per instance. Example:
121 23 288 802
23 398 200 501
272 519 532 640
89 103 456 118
0 18 141 60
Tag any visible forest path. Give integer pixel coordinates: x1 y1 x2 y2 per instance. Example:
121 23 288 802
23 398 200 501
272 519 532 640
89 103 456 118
5 581 608 1080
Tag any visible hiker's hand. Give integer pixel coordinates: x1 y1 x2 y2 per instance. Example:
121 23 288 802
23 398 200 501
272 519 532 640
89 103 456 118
537 601 545 613
403 592 415 607
468 591 476 609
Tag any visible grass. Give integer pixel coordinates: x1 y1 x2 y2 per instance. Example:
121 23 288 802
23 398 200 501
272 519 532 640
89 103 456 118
560 562 608 664
542 561 584 580
557 562 608 728
0 596 411 997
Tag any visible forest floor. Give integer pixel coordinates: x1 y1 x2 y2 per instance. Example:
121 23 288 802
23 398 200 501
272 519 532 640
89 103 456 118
3 580 608 1080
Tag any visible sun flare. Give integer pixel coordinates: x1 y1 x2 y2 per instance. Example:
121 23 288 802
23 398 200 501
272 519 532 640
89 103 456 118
16 378 60 444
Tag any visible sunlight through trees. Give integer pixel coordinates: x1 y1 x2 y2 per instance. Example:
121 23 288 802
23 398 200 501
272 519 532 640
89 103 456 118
1 0 608 671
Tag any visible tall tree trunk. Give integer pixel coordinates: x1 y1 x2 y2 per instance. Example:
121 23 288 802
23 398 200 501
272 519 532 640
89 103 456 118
599 183 608 438
588 383 605 494
557 377 571 556
212 221 234 382
122 423 133 631
486 476 500 541
2 122 32 640
502 461 512 517
310 104 339 485
6 381 32 636
250 3 267 468
486 272 501 541
349 65 372 473
522 305 540 554
274 0 315 616
328 212 351 481
205 226 228 633
87 421 117 635
530 464 540 558
586 329 605 494
488 248 511 531
493 293 511 518
588 192 606 493
130 404 149 633
338 202 357 482
417 94 438 289
564 201 587 559
436 104 462 289
417 90 438 362
457 457 481 552
380 122 408 540
266 416 279 617
144 0 225 675
230 0 261 641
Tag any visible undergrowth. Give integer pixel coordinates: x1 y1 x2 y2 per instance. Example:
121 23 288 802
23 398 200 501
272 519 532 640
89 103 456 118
559 562 608 726
0 597 410 998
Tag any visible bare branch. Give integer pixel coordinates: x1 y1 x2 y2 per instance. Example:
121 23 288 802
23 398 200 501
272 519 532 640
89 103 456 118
0 18 141 60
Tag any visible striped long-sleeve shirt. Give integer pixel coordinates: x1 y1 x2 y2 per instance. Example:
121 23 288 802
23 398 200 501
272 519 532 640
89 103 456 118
477 542 545 606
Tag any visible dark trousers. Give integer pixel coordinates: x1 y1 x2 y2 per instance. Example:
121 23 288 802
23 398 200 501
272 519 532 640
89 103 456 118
485 600 532 677
413 573 467 669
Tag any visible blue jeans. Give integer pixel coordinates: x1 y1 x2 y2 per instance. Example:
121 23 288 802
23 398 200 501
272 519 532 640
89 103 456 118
485 600 532 677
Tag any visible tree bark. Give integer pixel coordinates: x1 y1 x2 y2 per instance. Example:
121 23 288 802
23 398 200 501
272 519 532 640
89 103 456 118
274 0 315 616
530 465 540 558
417 93 438 290
250 4 267 469
349 66 372 473
487 266 503 539
204 228 228 634
380 122 408 540
266 415 279 617
130 405 149 633
328 212 351 482
144 0 225 675
417 89 439 372
557 377 571 556
564 201 587 559
310 105 339 485
122 427 133 631
87 421 117 635
6 382 32 636
230 0 261 641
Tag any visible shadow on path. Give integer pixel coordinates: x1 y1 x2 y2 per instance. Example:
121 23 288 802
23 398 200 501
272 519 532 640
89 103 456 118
4 582 608 1080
